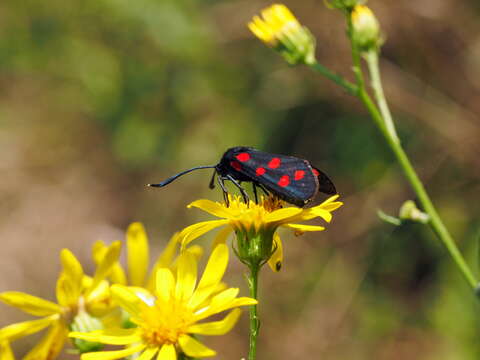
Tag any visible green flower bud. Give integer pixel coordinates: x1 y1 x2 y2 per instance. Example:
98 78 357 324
351 5 381 51
399 200 430 224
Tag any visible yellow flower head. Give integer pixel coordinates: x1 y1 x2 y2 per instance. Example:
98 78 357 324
0 242 121 358
70 244 257 360
180 194 343 271
248 4 316 65
92 222 202 292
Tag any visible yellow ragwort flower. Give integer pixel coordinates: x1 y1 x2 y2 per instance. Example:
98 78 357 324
0 242 121 359
0 340 15 360
70 244 257 360
248 4 316 64
180 195 343 271
92 222 203 291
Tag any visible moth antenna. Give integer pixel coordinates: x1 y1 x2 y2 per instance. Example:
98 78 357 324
148 165 217 187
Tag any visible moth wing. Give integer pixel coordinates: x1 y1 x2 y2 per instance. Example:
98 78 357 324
311 166 337 195
228 149 319 206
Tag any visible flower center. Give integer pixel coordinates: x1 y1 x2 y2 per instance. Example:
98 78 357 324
138 299 193 346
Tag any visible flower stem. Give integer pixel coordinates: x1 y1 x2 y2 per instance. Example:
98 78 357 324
247 264 260 360
347 40 478 289
309 62 358 95
362 52 477 289
307 15 478 291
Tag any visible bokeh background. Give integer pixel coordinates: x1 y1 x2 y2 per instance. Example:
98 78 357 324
1 0 480 359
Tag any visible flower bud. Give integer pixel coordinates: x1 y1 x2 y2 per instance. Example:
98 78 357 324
351 5 381 51
248 4 316 65
399 200 430 224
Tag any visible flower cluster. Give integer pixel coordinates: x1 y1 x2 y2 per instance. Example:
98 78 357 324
0 223 256 359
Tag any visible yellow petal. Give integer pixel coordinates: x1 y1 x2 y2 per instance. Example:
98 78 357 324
86 241 122 298
0 340 14 360
81 344 146 360
60 249 84 304
55 273 70 307
283 224 325 232
155 269 175 303
137 347 158 360
187 199 233 219
23 321 67 360
127 222 150 287
93 240 127 285
175 252 197 300
0 317 56 341
110 285 141 316
179 220 229 248
69 328 140 345
188 308 241 335
0 291 61 316
178 335 215 358
147 233 180 289
189 244 228 309
195 296 257 321
211 226 233 249
157 344 176 360
267 233 283 272
264 207 303 223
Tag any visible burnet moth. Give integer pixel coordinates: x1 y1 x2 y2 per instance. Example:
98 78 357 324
148 146 336 207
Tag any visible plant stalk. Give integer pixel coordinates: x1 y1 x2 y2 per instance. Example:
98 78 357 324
356 49 477 289
247 264 260 360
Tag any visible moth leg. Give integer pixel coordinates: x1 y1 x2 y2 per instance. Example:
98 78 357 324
253 183 259 204
257 183 270 196
225 174 250 204
209 170 216 190
217 176 230 206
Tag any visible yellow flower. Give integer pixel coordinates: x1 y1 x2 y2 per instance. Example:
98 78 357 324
70 244 257 360
0 340 15 360
179 195 343 272
248 4 316 65
92 222 204 291
0 242 121 358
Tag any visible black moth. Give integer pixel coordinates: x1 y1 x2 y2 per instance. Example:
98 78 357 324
149 146 336 207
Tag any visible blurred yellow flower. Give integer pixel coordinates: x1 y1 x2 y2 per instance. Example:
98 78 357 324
91 222 203 291
180 195 343 272
70 244 257 360
248 4 316 65
0 340 15 360
0 242 121 358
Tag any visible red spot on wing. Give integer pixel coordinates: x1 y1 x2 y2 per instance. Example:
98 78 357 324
278 175 290 187
256 167 266 176
294 170 305 181
236 152 251 162
312 168 320 176
268 157 281 169
230 161 242 171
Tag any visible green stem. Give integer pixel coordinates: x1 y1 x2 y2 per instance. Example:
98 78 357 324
364 50 399 143
247 265 260 360
309 62 358 95
356 50 477 290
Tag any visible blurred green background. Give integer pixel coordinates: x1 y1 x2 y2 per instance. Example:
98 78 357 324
1 0 480 359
